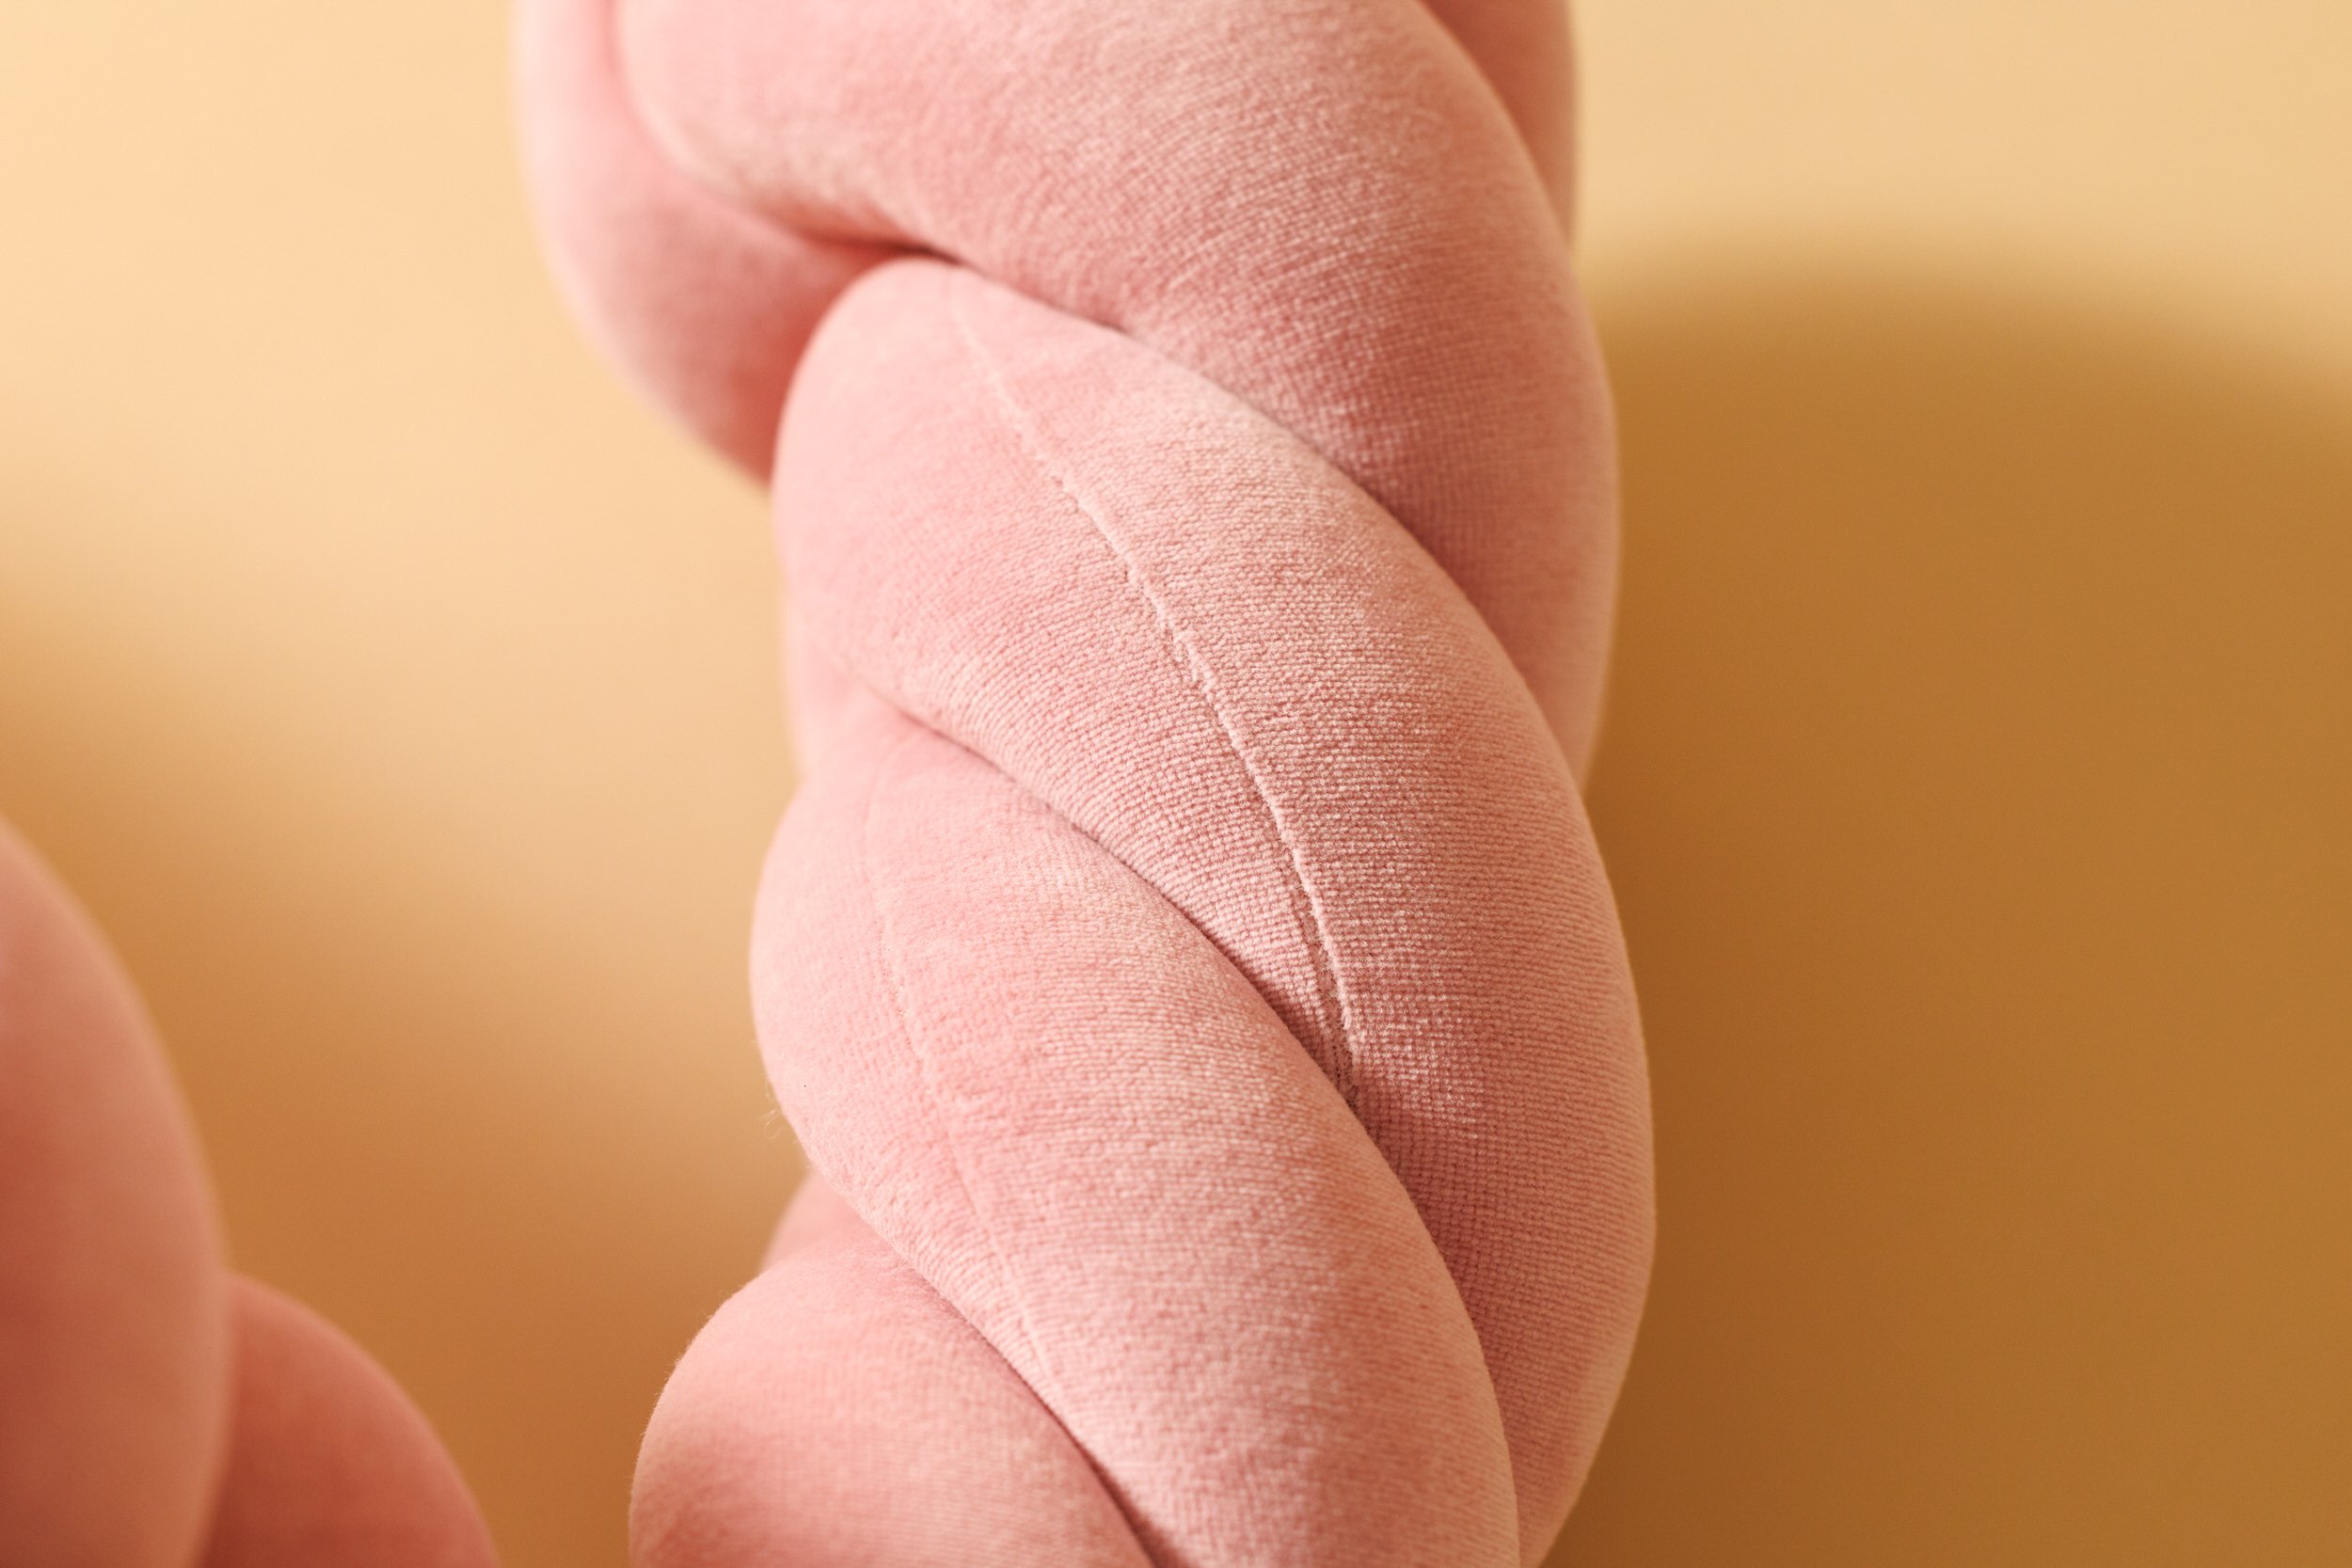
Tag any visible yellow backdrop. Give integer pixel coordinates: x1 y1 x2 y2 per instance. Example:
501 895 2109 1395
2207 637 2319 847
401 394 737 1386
2 5 2344 1565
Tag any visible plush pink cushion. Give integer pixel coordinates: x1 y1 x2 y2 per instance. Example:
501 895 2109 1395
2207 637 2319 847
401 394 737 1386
0 5 1649 1560
517 1 1654 1562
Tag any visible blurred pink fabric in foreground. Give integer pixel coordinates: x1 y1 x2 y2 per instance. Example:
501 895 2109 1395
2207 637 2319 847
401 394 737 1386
0 2 1649 1563
0 826 497 1567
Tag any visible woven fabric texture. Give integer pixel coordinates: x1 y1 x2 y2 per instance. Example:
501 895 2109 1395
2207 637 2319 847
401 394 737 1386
518 1 1656 1562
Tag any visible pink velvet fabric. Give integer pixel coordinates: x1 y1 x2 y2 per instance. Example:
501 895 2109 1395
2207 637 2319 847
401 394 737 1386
0 6 1649 1560
519 2 1655 1564
0 824 498 1566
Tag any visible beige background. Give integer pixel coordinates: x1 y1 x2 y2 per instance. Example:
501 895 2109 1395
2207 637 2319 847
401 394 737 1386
3 4 2345 1564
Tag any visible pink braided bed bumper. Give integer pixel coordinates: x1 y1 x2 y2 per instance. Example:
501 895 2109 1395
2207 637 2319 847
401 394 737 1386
0 4 1650 1562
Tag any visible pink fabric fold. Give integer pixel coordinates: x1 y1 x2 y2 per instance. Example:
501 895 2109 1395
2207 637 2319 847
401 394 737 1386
519 1 1655 1562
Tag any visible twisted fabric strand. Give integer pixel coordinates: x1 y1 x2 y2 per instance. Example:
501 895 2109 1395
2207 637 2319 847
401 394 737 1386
517 1 1655 1561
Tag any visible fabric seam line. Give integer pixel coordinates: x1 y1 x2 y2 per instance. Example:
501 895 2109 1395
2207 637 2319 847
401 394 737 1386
942 267 1361 1113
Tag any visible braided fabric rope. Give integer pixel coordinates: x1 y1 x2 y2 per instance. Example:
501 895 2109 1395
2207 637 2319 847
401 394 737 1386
0 4 1650 1564
519 0 1655 1561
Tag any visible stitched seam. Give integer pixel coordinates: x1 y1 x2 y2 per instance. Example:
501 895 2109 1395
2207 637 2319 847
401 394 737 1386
943 269 1360 1111
857 722 1067 1403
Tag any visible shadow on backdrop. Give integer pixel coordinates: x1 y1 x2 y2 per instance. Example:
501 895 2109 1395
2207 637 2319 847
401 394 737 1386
1556 266 2350 1566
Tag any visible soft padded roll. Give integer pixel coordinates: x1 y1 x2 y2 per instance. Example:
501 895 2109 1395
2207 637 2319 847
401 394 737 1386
517 2 1654 1562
